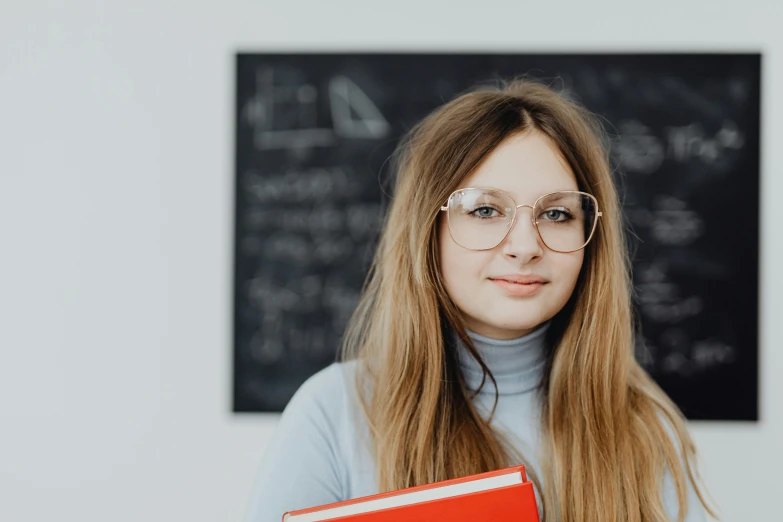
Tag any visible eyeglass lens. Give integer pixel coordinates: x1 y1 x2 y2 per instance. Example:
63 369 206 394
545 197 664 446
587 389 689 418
446 189 597 252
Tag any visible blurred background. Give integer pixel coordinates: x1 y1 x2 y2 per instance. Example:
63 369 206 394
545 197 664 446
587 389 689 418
0 1 780 521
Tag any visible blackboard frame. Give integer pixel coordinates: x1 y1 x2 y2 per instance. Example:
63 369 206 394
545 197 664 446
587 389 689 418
232 52 760 421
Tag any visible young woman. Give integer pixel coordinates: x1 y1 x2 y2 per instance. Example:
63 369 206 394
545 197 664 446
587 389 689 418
244 80 716 522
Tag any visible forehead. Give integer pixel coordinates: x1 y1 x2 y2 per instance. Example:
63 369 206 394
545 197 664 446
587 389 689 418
460 130 578 200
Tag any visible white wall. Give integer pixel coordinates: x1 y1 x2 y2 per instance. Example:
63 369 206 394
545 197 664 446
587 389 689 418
0 1 780 521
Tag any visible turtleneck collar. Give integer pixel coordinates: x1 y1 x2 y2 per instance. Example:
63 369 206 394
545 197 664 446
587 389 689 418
454 322 550 396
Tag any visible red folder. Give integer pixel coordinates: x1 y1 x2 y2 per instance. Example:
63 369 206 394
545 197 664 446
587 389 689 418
282 465 540 522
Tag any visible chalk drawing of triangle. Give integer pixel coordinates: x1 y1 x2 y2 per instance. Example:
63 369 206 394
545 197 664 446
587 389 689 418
329 75 390 139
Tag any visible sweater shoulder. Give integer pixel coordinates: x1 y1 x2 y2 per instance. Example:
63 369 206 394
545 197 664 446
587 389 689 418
287 360 363 429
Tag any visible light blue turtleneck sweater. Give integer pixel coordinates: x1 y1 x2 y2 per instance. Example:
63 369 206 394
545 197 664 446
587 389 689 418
243 325 707 522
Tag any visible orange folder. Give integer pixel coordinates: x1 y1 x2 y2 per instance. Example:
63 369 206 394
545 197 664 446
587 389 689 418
282 465 540 522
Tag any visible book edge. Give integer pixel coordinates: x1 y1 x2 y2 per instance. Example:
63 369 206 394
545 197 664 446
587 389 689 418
285 465 527 521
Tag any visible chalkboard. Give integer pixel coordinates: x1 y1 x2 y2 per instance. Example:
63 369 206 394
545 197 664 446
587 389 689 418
233 53 760 421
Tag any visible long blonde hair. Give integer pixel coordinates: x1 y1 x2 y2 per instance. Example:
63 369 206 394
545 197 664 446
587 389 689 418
339 79 716 522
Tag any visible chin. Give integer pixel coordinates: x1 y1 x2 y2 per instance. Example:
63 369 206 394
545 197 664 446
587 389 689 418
502 322 543 334
495 310 549 329
472 316 544 337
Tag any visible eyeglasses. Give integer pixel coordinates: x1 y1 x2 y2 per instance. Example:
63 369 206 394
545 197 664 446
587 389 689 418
440 188 602 253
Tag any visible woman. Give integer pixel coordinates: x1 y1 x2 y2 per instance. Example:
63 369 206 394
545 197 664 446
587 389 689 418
244 79 717 522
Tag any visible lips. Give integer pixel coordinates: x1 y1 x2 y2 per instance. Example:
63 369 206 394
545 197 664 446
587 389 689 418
488 275 548 297
489 274 548 284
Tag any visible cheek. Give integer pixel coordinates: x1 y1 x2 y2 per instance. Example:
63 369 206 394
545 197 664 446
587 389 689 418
438 221 486 296
553 251 585 294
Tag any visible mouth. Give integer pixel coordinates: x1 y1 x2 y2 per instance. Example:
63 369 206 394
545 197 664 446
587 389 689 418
488 277 548 297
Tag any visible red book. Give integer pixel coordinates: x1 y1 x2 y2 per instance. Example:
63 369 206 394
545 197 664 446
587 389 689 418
282 465 540 522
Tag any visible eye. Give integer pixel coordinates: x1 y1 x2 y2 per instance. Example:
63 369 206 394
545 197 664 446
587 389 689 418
539 207 571 222
469 205 502 219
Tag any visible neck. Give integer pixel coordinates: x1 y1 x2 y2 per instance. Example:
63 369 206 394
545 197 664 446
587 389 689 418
453 322 550 395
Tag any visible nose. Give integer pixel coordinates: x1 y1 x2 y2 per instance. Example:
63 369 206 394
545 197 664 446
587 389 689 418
501 205 544 263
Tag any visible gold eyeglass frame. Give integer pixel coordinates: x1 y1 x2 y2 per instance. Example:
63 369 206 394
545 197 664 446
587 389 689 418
439 188 603 253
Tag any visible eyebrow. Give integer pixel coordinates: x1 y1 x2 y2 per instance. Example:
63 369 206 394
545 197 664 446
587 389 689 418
469 187 579 202
541 192 572 203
